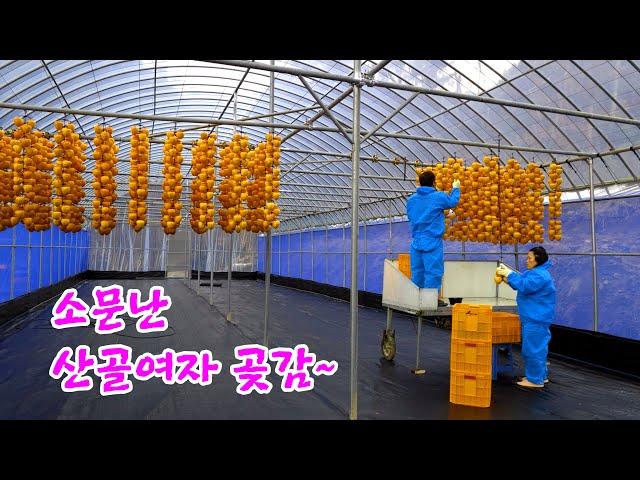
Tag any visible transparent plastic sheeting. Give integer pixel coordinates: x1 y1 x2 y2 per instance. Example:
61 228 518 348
190 229 257 273
89 224 257 273
89 223 167 272
0 224 89 304
259 195 640 342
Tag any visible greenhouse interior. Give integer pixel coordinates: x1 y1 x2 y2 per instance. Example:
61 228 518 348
1 59 640 420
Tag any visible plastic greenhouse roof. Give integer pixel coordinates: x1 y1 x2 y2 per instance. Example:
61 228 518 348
1 60 640 231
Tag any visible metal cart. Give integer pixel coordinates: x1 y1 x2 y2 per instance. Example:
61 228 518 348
381 259 518 374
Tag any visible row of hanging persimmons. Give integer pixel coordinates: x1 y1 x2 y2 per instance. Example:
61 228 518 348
416 156 563 243
0 116 281 235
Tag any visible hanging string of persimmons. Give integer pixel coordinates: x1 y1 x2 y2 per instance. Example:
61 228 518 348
416 156 562 244
1 116 562 240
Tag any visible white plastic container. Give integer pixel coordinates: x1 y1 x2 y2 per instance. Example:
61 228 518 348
382 259 439 314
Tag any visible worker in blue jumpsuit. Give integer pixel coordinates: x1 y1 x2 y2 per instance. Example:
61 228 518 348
496 246 556 388
406 171 460 302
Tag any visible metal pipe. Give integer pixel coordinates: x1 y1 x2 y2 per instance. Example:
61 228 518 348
361 91 421 143
264 60 276 348
370 78 640 127
363 222 367 291
415 316 422 371
283 89 352 143
39 231 43 288
27 230 31 293
325 226 328 283
129 230 134 271
60 230 64 279
264 230 272 346
281 60 390 143
197 234 201 293
159 117 594 157
589 157 599 332
209 60 356 84
0 101 296 129
205 61 640 126
148 124 203 139
388 202 393 257
281 183 415 193
281 147 380 160
279 238 282 277
76 233 80 274
349 60 362 421
234 91 238 126
242 105 320 121
541 144 640 168
9 227 15 300
108 232 113 275
189 229 193 289
49 229 53 286
0 100 324 133
209 229 214 306
298 75 352 144
61 232 66 279
2 107 629 169
182 230 187 280
281 154 313 178
356 130 593 157
227 232 233 322
386 308 392 331
283 168 417 182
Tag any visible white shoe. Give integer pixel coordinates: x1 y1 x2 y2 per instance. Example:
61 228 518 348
544 378 549 384
517 378 544 388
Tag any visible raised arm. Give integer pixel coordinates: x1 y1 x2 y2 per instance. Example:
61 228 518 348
438 185 460 209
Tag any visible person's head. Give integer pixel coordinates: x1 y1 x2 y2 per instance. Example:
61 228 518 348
418 171 435 187
527 246 549 269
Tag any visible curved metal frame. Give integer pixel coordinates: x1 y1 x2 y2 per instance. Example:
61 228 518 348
1 59 640 223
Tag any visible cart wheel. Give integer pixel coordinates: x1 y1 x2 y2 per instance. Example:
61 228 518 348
381 328 396 361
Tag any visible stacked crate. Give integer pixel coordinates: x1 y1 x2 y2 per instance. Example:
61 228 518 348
492 312 521 344
490 311 521 380
450 304 493 407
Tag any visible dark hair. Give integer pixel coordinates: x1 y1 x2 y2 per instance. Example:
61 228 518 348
419 171 435 187
529 246 549 267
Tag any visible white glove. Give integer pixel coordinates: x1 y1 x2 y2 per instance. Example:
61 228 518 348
452 179 461 189
496 263 513 277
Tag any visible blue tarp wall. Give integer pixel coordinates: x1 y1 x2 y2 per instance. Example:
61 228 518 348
259 195 640 341
0 224 90 304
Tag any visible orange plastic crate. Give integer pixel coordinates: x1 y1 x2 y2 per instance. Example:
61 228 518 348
398 253 411 279
451 304 493 342
450 371 492 408
492 312 521 344
450 339 492 375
